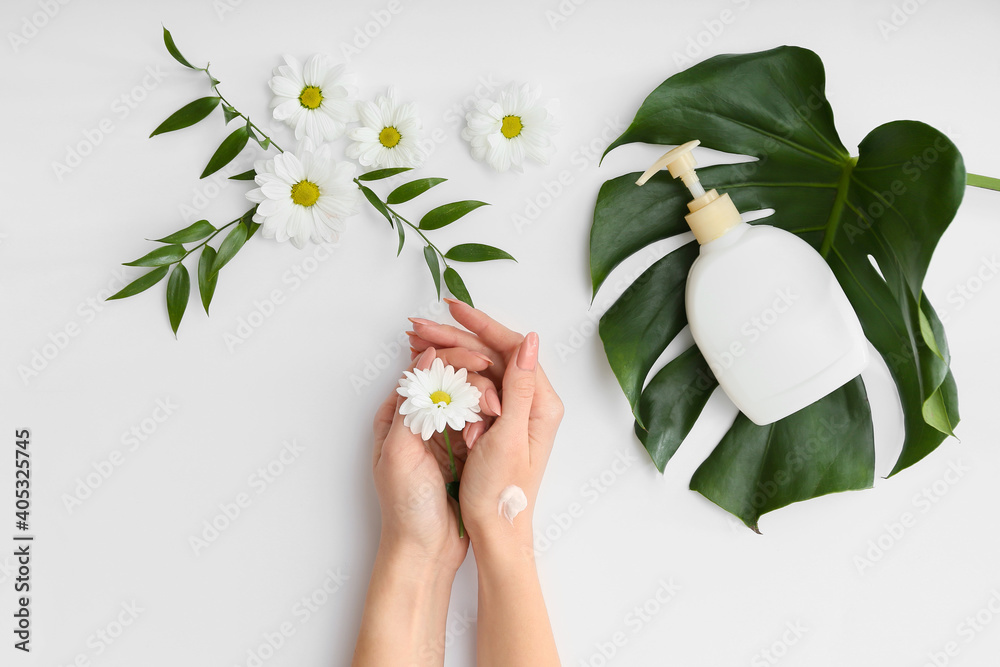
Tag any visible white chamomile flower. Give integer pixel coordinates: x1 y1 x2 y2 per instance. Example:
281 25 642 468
269 54 358 142
397 358 482 441
245 140 360 249
461 82 558 173
346 87 424 168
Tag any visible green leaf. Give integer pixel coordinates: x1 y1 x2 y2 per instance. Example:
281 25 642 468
395 216 406 256
423 246 441 299
690 377 875 532
445 480 460 502
150 97 221 137
222 103 240 125
247 124 271 150
124 244 185 267
443 267 473 307
240 207 261 239
386 178 447 205
419 201 489 231
107 266 169 301
357 167 413 181
229 169 256 181
594 46 964 526
200 126 250 179
211 223 248 277
166 263 190 336
359 185 394 226
198 245 218 314
152 220 215 244
598 242 698 425
162 26 199 69
444 243 515 263
635 346 718 472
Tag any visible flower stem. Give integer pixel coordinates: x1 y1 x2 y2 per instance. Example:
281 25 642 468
203 64 284 154
180 213 244 261
351 178 450 267
443 429 464 538
968 173 1000 191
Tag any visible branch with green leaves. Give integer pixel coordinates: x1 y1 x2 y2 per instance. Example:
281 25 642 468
355 167 515 308
107 27 515 335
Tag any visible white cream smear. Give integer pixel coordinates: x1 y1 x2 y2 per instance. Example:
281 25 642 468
497 485 528 524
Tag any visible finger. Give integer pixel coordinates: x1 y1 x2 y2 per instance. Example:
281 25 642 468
445 297 524 351
371 390 399 469
409 320 504 366
431 347 494 375
494 332 539 434
463 419 486 450
406 330 431 353
443 300 562 426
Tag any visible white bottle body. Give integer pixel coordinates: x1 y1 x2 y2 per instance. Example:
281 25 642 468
686 222 869 425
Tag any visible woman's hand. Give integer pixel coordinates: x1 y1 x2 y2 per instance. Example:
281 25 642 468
355 345 502 667
406 300 564 667
371 346 500 573
407 300 564 551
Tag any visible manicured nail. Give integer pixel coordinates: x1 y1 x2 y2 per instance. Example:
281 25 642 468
472 351 494 366
417 347 435 370
517 332 538 371
443 297 465 307
484 387 502 417
405 330 418 338
408 317 436 327
466 421 484 449
409 346 419 359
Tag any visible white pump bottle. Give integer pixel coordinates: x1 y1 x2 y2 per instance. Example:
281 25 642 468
636 141 869 425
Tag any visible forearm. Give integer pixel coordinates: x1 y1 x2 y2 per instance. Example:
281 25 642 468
352 541 455 667
474 531 561 667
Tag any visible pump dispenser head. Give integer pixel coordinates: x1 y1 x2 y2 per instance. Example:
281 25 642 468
636 140 743 245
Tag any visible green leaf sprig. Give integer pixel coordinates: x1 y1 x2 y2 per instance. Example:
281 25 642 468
109 27 514 333
355 168 514 307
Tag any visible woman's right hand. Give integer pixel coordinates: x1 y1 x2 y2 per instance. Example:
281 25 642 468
406 299 564 553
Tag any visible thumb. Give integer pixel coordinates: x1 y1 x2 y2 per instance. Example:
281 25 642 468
495 332 539 430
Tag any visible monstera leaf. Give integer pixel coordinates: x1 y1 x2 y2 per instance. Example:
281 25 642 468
592 46 965 530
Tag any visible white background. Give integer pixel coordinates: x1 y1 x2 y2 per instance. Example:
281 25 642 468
3 0 999 665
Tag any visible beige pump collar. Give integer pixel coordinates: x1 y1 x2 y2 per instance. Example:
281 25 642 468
636 140 743 245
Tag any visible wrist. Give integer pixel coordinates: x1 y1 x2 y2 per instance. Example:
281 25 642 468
375 537 460 590
470 522 536 577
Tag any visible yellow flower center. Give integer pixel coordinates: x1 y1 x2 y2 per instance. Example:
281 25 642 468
430 390 451 406
299 86 323 110
290 180 320 207
379 126 402 148
501 115 523 139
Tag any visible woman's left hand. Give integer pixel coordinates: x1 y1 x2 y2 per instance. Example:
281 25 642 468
371 346 500 573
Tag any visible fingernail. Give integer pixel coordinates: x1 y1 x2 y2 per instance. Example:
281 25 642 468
409 346 419 359
466 421 484 449
472 351 494 366
405 330 418 338
485 387 502 416
516 332 538 371
443 297 465 307
417 347 436 370
408 317 436 327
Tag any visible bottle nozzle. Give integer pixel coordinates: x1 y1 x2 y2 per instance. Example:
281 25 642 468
636 140 705 198
634 139 743 245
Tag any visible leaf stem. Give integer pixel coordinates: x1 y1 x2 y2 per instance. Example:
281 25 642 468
967 173 1000 191
443 429 464 538
203 64 284 154
819 157 857 258
180 214 243 261
352 178 451 267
